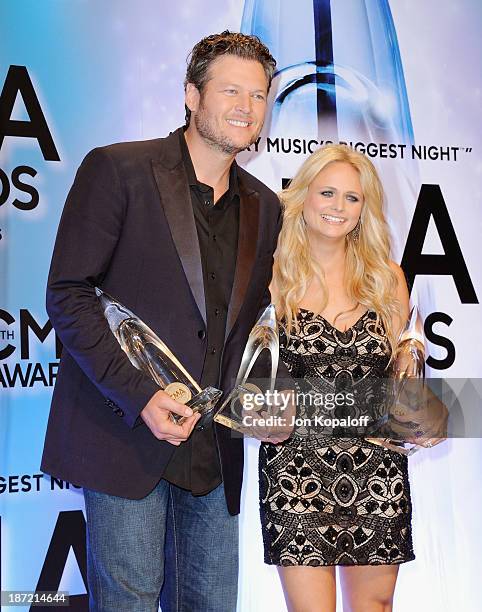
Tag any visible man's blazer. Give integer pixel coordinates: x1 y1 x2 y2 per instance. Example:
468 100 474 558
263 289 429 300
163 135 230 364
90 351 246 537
41 128 281 515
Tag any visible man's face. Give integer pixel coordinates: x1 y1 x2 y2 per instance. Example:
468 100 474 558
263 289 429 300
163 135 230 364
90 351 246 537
186 55 269 155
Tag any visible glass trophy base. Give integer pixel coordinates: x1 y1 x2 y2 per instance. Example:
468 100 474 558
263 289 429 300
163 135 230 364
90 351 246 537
213 404 252 435
173 386 222 425
366 411 424 455
214 384 244 432
213 383 265 436
213 412 249 434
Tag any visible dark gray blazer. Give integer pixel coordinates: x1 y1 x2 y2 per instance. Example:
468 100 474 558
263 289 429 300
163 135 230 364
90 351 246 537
41 128 281 515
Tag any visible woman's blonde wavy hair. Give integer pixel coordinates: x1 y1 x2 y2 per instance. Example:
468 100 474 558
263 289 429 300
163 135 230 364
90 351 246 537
272 143 400 352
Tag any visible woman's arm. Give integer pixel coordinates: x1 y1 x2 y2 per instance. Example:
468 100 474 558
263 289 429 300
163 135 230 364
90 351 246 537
389 260 410 337
389 261 447 447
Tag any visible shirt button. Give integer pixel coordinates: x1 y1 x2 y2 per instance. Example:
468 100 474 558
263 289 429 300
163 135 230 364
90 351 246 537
215 308 220 316
210 348 216 355
210 272 216 280
212 234 217 241
204 199 211 207
198 330 206 340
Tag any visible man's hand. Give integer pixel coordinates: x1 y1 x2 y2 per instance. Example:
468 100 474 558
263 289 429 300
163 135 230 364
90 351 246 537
140 389 201 446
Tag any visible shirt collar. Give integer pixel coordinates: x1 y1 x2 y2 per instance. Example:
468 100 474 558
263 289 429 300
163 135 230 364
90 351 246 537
179 129 240 202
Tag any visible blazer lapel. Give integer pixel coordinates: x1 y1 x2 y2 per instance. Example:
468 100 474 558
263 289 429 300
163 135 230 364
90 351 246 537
151 132 206 324
225 182 260 340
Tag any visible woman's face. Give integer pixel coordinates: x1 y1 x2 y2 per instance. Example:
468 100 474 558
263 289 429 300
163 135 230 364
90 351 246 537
302 161 363 242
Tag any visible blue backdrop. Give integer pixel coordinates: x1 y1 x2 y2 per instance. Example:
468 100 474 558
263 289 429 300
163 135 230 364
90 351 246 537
1 1 481 610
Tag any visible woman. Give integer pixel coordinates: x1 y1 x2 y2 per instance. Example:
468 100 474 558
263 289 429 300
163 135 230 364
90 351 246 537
260 144 415 612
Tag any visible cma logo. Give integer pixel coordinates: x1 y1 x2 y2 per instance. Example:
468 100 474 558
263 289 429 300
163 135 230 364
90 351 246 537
0 309 61 360
0 65 60 213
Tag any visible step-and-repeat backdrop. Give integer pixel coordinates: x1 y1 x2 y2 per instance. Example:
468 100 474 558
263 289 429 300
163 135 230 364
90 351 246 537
1 1 481 610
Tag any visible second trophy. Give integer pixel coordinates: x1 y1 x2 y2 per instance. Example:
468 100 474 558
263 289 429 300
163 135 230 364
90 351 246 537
214 304 280 434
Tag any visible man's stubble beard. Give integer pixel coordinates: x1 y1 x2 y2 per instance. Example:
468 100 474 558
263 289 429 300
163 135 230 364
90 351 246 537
193 101 262 156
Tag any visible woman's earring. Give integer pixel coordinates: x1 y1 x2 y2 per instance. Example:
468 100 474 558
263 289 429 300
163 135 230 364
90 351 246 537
351 219 361 242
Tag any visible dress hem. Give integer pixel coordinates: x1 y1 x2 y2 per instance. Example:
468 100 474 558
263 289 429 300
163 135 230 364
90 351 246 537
264 554 416 568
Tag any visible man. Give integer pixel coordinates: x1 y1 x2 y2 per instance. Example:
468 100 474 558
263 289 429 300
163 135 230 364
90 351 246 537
41 31 282 611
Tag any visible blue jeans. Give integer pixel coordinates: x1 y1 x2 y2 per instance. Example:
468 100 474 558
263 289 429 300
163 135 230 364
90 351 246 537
83 481 238 612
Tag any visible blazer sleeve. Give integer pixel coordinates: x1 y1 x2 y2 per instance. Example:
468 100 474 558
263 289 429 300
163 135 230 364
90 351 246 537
46 147 159 428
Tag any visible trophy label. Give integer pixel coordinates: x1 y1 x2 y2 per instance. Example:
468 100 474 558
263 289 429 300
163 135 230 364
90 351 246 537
165 382 192 404
214 413 250 434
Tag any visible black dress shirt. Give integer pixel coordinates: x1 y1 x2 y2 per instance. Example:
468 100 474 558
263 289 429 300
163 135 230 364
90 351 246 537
162 131 239 494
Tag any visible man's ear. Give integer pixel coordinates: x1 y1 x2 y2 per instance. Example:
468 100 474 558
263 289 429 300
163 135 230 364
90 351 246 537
185 83 200 114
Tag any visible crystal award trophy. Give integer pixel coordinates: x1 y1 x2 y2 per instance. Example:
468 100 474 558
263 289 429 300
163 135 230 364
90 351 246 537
96 288 222 424
214 304 279 434
367 307 431 455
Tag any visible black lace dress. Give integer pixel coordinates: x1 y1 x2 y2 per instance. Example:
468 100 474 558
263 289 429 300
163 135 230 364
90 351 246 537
259 309 415 566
